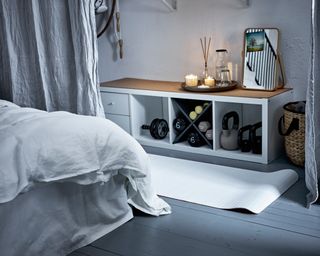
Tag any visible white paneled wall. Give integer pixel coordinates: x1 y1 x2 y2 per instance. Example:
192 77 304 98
97 0 311 100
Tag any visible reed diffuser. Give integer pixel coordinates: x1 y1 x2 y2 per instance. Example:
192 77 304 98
200 36 211 79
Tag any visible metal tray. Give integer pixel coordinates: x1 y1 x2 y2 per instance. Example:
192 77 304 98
181 81 238 92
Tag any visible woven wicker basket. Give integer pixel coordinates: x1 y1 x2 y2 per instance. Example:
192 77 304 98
278 101 305 166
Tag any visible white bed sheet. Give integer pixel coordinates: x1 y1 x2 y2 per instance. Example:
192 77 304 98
0 101 170 216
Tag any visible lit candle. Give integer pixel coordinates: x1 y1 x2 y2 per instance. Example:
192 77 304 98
185 74 198 86
204 76 215 86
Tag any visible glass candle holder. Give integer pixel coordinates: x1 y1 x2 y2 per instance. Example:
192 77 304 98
204 76 215 86
185 74 198 86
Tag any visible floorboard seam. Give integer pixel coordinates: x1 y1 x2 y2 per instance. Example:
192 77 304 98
268 205 320 217
162 201 320 239
72 251 90 256
88 245 124 256
262 211 320 230
132 221 255 256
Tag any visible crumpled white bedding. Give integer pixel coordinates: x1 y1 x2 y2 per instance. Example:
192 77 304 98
0 100 170 216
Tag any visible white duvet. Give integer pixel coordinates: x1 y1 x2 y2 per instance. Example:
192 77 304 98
0 100 170 216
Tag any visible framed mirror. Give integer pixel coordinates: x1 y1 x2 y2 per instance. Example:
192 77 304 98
242 28 284 91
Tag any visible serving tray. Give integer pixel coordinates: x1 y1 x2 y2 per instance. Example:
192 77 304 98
181 81 238 92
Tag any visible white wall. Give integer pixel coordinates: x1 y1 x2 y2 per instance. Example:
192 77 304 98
97 0 311 99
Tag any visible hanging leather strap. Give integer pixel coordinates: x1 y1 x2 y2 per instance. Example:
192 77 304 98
97 0 116 38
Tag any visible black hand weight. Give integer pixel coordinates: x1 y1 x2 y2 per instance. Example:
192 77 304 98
188 132 204 147
141 118 169 140
173 117 187 133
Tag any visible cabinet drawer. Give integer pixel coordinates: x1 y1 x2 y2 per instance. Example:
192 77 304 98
101 92 129 115
106 113 131 134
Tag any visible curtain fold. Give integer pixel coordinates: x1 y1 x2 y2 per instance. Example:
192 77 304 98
305 0 320 207
0 0 104 116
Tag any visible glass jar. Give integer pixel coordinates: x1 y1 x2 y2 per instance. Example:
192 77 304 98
215 49 228 83
220 69 231 86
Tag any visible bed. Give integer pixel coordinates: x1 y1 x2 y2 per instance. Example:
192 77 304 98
0 100 171 256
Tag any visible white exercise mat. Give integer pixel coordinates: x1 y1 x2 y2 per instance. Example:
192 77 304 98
149 154 299 214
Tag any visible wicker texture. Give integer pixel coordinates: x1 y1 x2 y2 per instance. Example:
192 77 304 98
283 108 305 166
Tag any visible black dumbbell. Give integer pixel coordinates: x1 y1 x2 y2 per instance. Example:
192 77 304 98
141 118 169 140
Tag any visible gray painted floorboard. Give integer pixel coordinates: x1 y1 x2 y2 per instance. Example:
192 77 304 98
71 153 320 256
70 246 119 256
72 184 320 256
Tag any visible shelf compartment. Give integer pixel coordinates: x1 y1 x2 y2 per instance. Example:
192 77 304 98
131 95 170 144
214 101 262 154
171 98 213 149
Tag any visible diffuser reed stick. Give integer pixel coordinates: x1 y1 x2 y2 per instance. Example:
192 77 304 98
200 36 211 78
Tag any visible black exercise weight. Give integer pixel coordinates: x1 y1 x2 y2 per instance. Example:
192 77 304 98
187 132 204 147
141 118 169 140
173 117 187 133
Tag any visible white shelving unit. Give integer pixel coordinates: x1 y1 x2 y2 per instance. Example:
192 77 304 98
100 78 293 164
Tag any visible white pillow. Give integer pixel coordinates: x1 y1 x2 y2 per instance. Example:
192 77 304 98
0 100 19 108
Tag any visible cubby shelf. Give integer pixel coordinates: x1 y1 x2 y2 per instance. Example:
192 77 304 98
100 78 293 164
172 98 213 148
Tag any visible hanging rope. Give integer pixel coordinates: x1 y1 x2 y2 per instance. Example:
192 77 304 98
113 0 123 58
97 0 116 38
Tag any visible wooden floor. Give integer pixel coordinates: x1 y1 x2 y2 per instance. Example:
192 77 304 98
70 150 320 256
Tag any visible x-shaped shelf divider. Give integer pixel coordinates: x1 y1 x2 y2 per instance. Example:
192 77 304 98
172 99 213 148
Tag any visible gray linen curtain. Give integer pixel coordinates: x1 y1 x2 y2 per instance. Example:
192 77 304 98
0 0 104 116
305 0 320 207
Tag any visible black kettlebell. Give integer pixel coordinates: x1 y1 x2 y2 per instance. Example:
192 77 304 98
238 125 252 152
220 111 239 150
251 122 262 154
